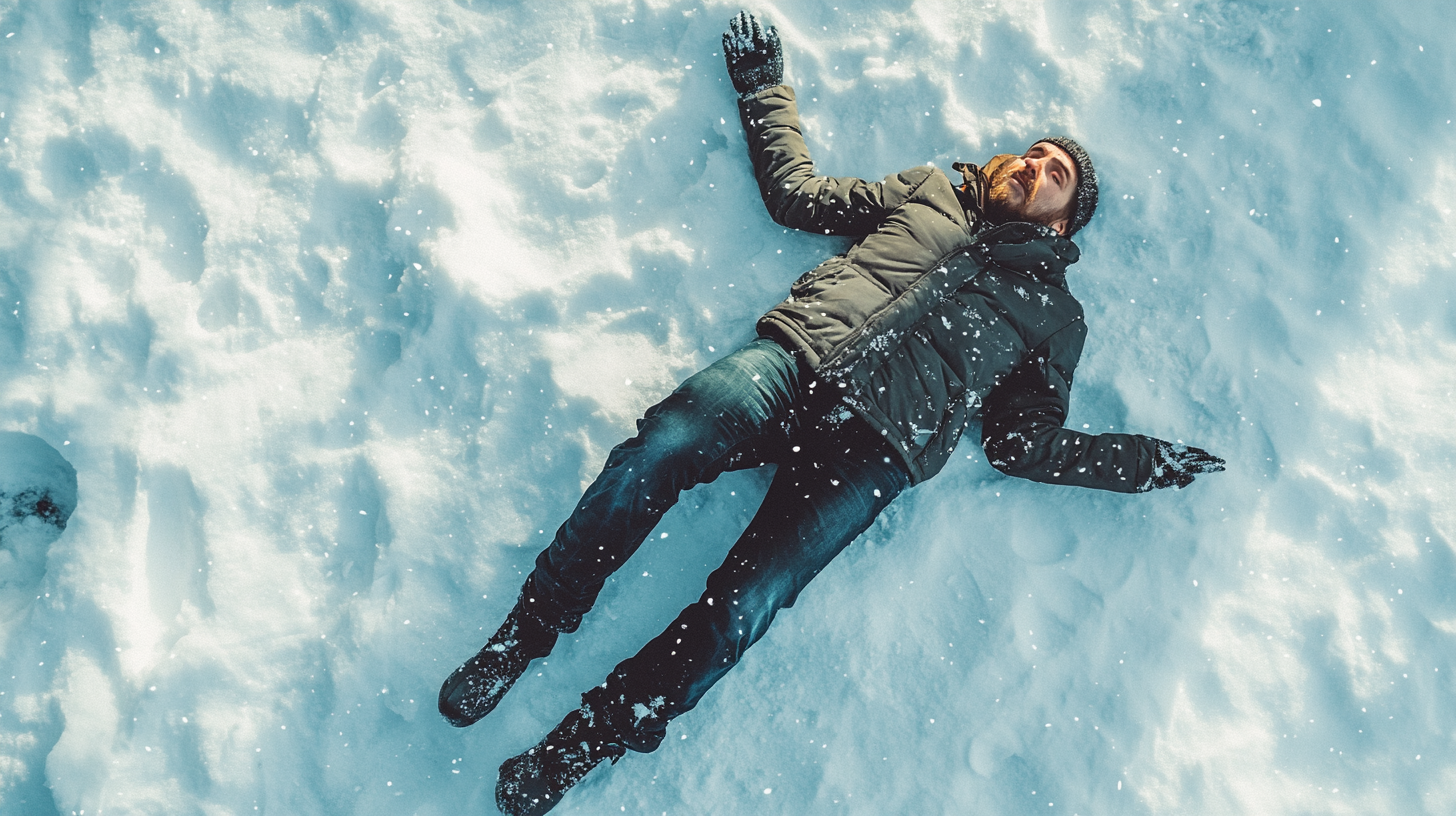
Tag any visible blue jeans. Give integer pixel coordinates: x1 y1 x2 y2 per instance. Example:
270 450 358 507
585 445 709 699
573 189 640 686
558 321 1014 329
521 338 910 752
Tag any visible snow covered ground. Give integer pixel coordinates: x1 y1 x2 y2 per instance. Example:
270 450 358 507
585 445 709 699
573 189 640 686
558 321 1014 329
1 0 1454 813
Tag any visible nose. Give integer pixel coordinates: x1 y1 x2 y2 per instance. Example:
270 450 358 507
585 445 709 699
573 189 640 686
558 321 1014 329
1014 157 1040 186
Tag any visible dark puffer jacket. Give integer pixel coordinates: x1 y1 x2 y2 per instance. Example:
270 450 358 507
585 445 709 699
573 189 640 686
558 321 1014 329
740 85 1159 490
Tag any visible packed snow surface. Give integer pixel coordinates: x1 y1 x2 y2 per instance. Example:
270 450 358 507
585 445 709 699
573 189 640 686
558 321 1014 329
2 1 1454 814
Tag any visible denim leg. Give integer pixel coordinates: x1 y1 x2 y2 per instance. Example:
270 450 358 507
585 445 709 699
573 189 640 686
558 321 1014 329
583 427 910 752
522 338 819 632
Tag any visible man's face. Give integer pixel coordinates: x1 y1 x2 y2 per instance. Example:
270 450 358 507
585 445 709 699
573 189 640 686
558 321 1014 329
984 142 1077 235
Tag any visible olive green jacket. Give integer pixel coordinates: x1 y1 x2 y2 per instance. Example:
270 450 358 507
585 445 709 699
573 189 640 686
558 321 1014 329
740 85 1157 489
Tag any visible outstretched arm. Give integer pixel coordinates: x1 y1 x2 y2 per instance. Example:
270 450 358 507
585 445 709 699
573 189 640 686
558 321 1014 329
981 331 1225 493
723 12 928 236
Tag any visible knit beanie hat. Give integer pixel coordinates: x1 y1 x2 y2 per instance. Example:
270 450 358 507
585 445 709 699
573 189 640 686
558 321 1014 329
1035 136 1098 237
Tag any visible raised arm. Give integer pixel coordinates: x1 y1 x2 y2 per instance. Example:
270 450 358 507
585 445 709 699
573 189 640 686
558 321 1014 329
723 12 921 236
980 327 1225 493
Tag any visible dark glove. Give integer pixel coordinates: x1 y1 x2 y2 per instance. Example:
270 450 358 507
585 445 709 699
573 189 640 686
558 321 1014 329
1141 440 1226 491
722 11 783 98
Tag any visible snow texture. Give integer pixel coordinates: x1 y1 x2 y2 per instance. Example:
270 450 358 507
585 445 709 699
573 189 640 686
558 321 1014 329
1 1 1454 814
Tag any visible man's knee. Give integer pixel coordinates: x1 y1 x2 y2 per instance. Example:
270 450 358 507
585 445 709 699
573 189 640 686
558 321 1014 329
699 581 787 657
634 396 714 460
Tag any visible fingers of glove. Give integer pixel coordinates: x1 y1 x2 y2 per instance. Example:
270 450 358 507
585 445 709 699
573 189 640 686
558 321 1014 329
1190 447 1226 470
1178 447 1226 473
1190 457 1226 474
725 12 749 54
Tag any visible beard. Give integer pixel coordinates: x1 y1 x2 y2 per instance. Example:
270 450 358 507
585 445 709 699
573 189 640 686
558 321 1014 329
983 153 1040 224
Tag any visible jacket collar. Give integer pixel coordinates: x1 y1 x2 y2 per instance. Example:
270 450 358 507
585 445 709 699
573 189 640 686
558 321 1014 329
951 161 986 221
970 221 1080 287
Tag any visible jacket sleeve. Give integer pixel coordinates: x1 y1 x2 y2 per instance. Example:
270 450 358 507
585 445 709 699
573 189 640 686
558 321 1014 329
738 85 925 236
980 323 1157 493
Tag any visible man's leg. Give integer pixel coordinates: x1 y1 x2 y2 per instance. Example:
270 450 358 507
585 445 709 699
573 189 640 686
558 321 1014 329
442 338 822 726
522 337 820 632
495 422 907 811
580 422 909 752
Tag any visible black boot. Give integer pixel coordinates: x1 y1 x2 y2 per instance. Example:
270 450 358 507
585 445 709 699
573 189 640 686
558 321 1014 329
496 706 626 816
438 602 558 728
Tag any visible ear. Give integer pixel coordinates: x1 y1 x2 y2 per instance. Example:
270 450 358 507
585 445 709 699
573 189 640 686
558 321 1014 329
1049 217 1070 236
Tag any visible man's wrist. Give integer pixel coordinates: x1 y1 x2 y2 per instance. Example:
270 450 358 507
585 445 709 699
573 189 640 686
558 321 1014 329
737 80 786 101
736 83 792 105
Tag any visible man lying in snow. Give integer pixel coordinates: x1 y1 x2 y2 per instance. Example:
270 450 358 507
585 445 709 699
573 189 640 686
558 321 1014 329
443 12 1226 815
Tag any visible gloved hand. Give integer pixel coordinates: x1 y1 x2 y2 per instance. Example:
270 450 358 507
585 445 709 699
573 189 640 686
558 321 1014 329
1142 440 1226 491
722 11 783 98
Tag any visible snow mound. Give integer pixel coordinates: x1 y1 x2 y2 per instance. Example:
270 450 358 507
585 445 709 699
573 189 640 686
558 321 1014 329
0 431 78 621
